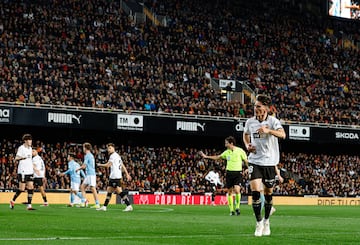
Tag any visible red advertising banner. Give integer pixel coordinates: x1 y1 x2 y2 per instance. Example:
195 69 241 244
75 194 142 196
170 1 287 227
132 192 231 205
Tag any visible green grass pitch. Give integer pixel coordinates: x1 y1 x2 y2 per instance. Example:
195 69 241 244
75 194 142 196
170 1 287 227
0 204 359 244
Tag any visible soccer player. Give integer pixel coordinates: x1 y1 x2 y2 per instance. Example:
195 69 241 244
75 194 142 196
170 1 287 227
60 153 85 207
76 142 100 208
204 166 223 206
96 143 133 212
32 148 48 206
199 136 248 216
243 94 286 236
9 134 36 210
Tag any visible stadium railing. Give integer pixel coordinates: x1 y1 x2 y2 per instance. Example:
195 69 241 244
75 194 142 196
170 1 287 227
1 101 359 129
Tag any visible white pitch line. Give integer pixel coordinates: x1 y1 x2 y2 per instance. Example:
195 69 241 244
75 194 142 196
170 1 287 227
56 206 174 213
136 208 174 213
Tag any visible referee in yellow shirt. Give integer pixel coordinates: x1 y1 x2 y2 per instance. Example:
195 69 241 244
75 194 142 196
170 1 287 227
200 136 248 215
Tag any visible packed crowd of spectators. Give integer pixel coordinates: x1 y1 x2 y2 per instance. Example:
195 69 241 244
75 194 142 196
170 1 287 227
1 0 360 125
1 139 359 197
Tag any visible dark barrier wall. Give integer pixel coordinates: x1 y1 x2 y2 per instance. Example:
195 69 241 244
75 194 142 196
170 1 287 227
1 105 359 145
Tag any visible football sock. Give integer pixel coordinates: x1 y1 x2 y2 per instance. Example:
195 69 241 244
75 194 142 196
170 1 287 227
43 196 47 202
120 192 131 206
264 195 273 219
252 191 262 222
12 189 23 201
227 194 234 212
104 193 112 206
235 193 241 209
123 197 130 206
211 184 216 202
27 189 33 204
76 192 83 200
70 193 75 204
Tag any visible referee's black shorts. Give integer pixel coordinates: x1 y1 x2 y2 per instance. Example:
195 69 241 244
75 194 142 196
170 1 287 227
225 170 242 189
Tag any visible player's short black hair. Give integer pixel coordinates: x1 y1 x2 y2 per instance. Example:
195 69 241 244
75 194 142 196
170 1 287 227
256 94 272 106
22 134 32 141
107 143 115 148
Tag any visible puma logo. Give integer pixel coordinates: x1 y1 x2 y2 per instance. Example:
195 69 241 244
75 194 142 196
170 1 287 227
48 113 82 124
72 115 82 124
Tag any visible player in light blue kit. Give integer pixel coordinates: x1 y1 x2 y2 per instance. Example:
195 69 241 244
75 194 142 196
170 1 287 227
60 153 85 207
76 142 100 208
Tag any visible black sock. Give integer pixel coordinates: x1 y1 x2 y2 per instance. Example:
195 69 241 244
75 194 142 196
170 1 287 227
12 189 23 201
43 196 47 202
120 192 130 206
252 191 262 221
104 193 112 206
264 195 273 219
123 197 130 206
27 189 34 204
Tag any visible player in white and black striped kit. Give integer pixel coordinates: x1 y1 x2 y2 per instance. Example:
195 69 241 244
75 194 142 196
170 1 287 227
96 143 133 212
9 134 35 210
243 94 286 237
32 149 48 206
